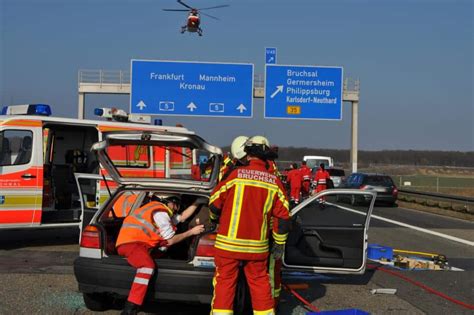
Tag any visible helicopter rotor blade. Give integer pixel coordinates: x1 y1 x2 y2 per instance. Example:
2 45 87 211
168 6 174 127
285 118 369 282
163 9 189 11
200 12 220 20
177 0 193 10
197 5 230 11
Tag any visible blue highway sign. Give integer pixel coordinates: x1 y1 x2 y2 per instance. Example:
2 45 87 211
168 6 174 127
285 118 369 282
265 47 277 64
264 64 343 120
131 60 254 118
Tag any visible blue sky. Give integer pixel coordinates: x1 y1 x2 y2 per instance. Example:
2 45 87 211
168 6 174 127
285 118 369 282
1 0 473 151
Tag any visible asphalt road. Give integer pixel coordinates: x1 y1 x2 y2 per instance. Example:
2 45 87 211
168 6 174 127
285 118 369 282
0 206 473 314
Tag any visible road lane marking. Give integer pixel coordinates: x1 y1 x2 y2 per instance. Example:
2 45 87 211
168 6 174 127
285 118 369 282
329 202 474 247
370 213 474 247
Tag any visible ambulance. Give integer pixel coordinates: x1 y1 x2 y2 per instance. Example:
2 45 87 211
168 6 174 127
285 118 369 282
0 104 201 230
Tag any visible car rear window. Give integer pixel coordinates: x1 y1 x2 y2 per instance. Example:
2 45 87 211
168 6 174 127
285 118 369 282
328 169 345 176
365 176 394 186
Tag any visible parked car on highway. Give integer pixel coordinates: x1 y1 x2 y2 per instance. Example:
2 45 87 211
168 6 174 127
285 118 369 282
73 130 377 313
327 167 346 188
340 173 398 206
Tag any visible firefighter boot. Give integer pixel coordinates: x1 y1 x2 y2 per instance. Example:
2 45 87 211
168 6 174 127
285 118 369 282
121 301 140 315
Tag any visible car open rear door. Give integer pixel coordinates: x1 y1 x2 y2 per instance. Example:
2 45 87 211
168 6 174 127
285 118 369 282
93 131 222 193
283 189 376 274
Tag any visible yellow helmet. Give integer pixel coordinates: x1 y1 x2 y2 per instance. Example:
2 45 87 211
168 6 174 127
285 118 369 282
230 136 249 160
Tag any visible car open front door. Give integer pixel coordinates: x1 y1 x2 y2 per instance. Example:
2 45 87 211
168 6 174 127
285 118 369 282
283 189 376 274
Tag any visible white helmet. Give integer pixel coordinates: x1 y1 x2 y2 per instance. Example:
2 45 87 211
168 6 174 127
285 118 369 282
245 135 270 148
231 136 249 160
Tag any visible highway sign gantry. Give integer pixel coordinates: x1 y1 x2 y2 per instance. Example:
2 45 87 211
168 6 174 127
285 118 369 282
130 60 254 118
264 64 343 120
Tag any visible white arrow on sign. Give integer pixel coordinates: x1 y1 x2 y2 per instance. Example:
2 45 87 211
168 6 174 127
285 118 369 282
236 104 247 113
270 85 284 98
187 102 197 112
136 100 147 110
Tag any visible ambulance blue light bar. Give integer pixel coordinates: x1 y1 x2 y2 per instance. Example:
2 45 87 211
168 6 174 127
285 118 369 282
1 104 52 116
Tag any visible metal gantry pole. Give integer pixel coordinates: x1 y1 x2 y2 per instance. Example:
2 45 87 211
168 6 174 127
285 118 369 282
78 92 85 119
351 100 359 173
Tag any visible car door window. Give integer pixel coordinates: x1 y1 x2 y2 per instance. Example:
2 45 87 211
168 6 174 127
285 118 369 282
283 190 375 272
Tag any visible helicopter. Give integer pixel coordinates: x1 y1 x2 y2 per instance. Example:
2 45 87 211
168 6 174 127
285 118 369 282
163 0 229 36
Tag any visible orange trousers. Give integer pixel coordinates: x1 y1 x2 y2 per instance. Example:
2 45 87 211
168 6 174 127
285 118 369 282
211 255 274 314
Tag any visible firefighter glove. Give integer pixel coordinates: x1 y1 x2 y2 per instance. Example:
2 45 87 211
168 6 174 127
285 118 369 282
271 243 284 260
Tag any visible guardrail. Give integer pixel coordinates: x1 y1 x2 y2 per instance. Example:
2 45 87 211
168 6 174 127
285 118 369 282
78 69 265 87
398 189 473 214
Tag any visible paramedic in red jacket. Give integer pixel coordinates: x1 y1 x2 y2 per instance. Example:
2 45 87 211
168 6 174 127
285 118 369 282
209 136 290 315
286 163 302 205
299 161 312 199
314 163 331 194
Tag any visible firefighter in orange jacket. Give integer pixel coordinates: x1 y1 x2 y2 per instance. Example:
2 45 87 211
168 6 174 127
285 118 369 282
209 136 291 315
300 161 312 199
116 194 206 315
314 163 331 194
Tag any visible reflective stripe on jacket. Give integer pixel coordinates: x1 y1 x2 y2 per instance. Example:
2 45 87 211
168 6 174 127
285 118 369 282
209 159 290 260
116 201 174 248
300 165 312 181
114 193 138 217
218 154 234 182
267 160 281 177
315 169 330 186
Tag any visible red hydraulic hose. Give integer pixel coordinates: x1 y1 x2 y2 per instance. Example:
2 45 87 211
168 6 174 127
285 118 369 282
282 284 320 312
367 264 474 311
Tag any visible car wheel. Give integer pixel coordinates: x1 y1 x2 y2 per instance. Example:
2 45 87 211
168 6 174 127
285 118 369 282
233 267 252 315
83 293 113 311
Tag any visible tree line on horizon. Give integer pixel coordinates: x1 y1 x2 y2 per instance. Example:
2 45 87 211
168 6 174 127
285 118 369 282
222 147 474 168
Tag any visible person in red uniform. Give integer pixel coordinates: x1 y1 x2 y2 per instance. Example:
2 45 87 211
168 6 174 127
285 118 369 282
266 145 282 178
116 194 206 315
314 163 331 194
299 161 312 199
218 136 249 182
209 136 291 315
286 163 302 206
261 143 284 307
